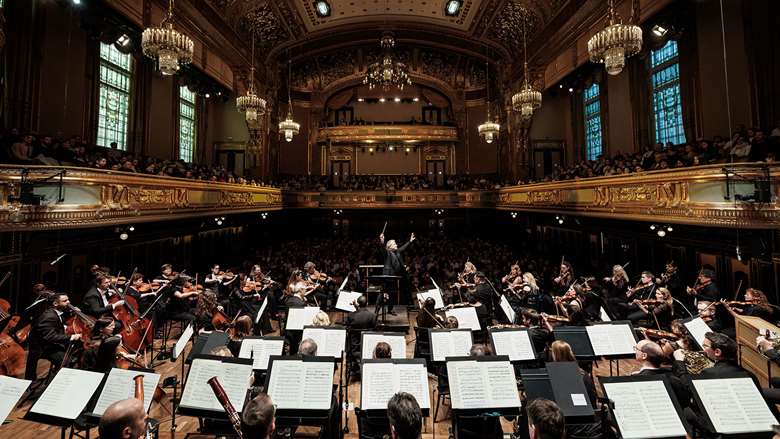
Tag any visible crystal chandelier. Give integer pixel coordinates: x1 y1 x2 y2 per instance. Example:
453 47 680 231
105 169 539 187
278 59 300 142
141 0 194 76
236 33 266 122
587 0 642 76
512 11 542 119
477 53 500 144
363 31 411 91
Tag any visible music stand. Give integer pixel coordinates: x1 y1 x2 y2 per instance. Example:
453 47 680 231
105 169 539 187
368 275 400 323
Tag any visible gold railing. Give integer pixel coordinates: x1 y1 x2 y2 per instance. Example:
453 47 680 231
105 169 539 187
317 124 458 143
0 163 777 230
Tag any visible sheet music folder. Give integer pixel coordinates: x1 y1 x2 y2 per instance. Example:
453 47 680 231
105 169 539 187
265 355 336 418
488 327 538 362
177 355 254 420
359 359 431 417
25 368 105 427
84 367 161 420
600 375 689 439
239 336 285 370
445 355 520 416
186 331 230 364
520 362 594 423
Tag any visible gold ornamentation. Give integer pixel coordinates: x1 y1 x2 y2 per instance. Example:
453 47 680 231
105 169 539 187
103 185 189 209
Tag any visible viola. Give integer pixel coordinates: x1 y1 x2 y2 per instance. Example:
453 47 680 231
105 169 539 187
211 309 231 331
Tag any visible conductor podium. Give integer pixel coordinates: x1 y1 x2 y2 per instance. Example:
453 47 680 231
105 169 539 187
360 265 410 331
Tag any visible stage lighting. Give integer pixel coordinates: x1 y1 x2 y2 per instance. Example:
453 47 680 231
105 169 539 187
119 232 129 240
444 0 462 16
116 34 131 48
652 24 668 38
314 1 331 17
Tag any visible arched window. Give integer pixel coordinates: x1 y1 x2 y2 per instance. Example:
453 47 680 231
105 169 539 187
583 83 603 160
178 86 197 162
650 40 685 145
96 43 133 149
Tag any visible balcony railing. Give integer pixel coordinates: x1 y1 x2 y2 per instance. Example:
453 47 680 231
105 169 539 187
0 163 777 230
317 124 458 143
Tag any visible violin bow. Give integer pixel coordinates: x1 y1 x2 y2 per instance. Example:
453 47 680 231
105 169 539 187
381 221 387 236
0 272 11 290
732 279 744 302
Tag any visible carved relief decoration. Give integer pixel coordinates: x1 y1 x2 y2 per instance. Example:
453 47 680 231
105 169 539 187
592 182 690 208
102 185 189 210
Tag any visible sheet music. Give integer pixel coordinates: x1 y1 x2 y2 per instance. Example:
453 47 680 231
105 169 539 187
447 360 519 409
0 376 30 424
430 277 442 292
338 275 349 293
586 324 636 356
361 362 431 410
255 298 268 324
180 359 253 412
683 317 712 349
335 291 363 312
302 327 346 358
416 289 444 309
29 368 104 420
92 368 161 416
693 377 778 434
286 307 321 330
239 338 285 370
173 323 195 359
430 330 473 362
361 333 407 359
490 330 535 361
445 307 481 331
499 295 516 323
267 360 334 410
600 307 611 322
603 380 687 438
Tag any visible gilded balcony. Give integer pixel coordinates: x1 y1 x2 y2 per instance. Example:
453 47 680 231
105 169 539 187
317 124 459 143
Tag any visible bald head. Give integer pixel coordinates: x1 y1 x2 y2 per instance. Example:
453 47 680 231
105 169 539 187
635 340 664 368
98 398 146 439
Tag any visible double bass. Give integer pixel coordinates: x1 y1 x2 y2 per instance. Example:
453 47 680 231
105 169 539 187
0 298 26 377
107 280 154 352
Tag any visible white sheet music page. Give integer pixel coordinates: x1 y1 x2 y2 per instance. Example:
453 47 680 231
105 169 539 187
683 317 712 349
693 377 778 434
268 360 334 410
586 324 636 356
600 307 611 322
286 307 321 330
490 330 535 361
361 362 396 410
30 368 104 420
447 360 487 409
180 359 252 412
255 298 268 324
173 323 195 359
219 362 254 412
335 291 363 312
361 334 407 359
396 363 431 409
301 362 335 410
0 376 30 424
302 327 345 358
603 380 687 439
417 289 444 309
499 295 516 323
239 338 285 370
445 307 481 331
92 369 161 416
430 331 472 362
483 361 520 407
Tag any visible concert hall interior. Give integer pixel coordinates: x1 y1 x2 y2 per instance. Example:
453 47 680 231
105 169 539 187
2 0 780 438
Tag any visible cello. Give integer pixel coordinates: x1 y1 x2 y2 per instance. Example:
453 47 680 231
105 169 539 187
0 297 26 377
107 272 154 352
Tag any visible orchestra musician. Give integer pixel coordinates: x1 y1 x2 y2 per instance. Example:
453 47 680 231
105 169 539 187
416 297 444 329
603 264 630 300
521 309 553 355
686 268 721 302
627 287 674 329
83 275 125 319
25 293 82 380
124 273 157 315
81 316 122 373
303 261 331 309
204 264 238 302
98 397 148 439
283 269 310 307
501 263 521 286
158 264 197 325
379 231 416 315
470 271 494 316
720 288 775 321
552 260 574 296
609 271 656 319
344 295 377 330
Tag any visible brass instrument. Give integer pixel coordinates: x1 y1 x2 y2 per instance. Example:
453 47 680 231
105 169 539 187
207 377 244 439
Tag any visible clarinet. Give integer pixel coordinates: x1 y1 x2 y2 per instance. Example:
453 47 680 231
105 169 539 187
207 376 244 439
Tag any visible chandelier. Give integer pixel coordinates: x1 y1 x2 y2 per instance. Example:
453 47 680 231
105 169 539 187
363 31 411 91
279 59 300 142
141 0 194 76
236 33 266 122
477 52 500 144
512 11 541 119
587 0 642 76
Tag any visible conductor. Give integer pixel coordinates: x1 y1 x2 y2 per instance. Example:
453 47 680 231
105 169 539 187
379 231 415 315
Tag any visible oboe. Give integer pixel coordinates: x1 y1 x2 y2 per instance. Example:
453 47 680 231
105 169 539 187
207 376 244 439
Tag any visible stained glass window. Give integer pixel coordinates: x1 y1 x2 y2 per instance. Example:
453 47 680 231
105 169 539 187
97 43 132 149
179 86 197 163
583 83 603 161
650 40 686 145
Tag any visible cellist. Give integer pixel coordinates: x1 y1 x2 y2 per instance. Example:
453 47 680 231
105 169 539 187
25 293 82 380
83 275 125 319
81 316 122 373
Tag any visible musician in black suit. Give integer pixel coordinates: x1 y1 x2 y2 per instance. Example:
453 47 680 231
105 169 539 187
379 232 415 314
83 275 124 318
685 269 721 302
471 272 495 317
345 295 377 329
25 293 82 380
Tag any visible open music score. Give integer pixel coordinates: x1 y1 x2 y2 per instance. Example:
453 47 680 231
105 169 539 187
429 329 473 362
0 376 30 425
179 356 253 414
265 357 334 411
692 376 778 434
173 322 195 360
498 295 515 323
416 289 444 310
361 360 431 411
238 336 285 370
286 307 322 330
601 377 687 439
302 326 346 358
444 307 481 331
446 356 520 410
585 322 637 356
29 368 104 420
361 332 407 359
91 368 161 416
489 328 536 361
335 291 363 313
683 317 712 350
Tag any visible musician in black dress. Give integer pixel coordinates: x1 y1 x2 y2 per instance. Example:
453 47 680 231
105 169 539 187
552 260 574 296
379 232 415 314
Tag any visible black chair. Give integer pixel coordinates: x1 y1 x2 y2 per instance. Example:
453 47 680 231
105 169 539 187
433 371 450 422
355 408 390 439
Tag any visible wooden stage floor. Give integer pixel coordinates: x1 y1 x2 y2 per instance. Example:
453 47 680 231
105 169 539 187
1 310 642 438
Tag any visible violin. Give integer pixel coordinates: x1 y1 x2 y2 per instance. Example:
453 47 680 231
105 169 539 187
642 328 679 341
638 299 665 306
686 279 712 296
444 302 472 310
721 300 755 306
544 314 570 324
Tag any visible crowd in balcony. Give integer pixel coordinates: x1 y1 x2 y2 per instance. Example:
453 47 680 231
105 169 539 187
322 117 457 128
273 174 508 191
534 126 779 183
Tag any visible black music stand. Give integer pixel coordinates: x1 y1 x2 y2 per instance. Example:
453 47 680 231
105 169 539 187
368 275 400 323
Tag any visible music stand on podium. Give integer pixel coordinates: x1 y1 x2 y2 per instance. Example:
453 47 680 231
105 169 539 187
367 274 401 323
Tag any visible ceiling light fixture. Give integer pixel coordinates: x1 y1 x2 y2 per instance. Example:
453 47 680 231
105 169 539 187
587 0 643 76
141 0 194 76
313 1 331 17
478 46 499 144
413 97 419 102
236 31 267 124
394 97 401 102
652 24 668 38
279 57 300 142
444 0 462 16
363 30 411 91
116 34 131 47
357 98 364 102
512 8 542 119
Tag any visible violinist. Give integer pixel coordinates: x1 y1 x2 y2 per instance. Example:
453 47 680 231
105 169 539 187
627 287 674 329
227 315 253 357
81 316 122 373
471 271 494 317
521 309 553 355
416 297 444 329
695 300 727 333
657 260 683 296
552 260 574 296
283 269 309 307
721 288 774 321
83 275 125 320
125 273 157 314
303 262 332 309
610 271 656 319
686 268 721 302
163 265 197 325
204 264 238 299
25 293 82 379
501 264 520 286
602 264 630 300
